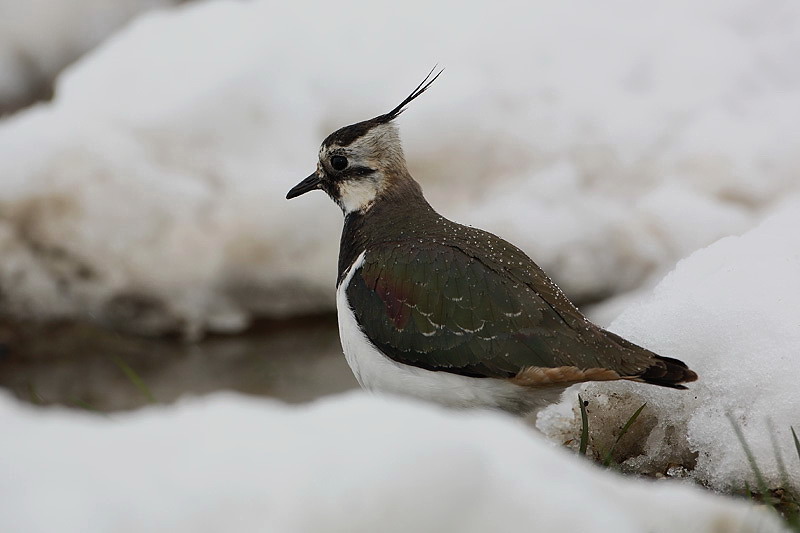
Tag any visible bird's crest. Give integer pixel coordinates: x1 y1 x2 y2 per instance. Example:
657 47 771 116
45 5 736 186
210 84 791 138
322 67 443 148
373 66 444 124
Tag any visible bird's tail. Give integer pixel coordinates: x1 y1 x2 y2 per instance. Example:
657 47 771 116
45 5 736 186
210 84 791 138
638 355 698 389
604 330 698 389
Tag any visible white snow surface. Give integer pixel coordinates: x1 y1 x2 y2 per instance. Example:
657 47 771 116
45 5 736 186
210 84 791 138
1 0 800 334
537 202 800 492
0 0 177 111
0 391 787 533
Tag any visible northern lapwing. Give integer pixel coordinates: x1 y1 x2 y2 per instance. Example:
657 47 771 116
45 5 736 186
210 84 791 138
286 69 697 414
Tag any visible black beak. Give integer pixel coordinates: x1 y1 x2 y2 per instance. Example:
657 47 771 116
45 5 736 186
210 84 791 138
286 173 322 200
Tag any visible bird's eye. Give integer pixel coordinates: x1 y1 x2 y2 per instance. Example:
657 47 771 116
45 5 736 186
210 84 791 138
330 155 348 171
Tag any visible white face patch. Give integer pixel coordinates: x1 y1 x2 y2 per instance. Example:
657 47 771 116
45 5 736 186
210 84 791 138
336 176 381 214
318 123 405 214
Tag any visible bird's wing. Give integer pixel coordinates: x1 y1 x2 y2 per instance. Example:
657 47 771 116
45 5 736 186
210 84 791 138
345 238 656 381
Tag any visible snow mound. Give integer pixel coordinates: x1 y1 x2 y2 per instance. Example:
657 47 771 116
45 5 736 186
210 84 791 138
1 0 800 334
538 201 800 491
0 391 786 533
0 0 177 113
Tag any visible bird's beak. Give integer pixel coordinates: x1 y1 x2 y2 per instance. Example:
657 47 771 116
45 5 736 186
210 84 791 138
286 172 322 199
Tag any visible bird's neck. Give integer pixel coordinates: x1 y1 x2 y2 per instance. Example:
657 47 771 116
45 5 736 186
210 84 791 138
337 175 435 286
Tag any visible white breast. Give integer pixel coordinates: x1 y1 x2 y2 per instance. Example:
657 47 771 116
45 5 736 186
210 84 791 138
336 251 558 413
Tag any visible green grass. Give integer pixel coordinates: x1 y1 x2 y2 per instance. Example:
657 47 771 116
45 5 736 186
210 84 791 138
768 419 791 491
578 394 589 456
603 402 647 467
575 394 646 468
727 412 770 496
24 382 105 414
576 396 800 530
109 354 156 404
22 356 154 413
70 397 106 415
26 381 45 405
726 414 799 529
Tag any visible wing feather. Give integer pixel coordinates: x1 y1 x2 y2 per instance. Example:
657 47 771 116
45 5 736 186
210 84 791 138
345 238 655 379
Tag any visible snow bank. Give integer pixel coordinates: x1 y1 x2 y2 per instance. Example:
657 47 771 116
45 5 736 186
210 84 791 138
1 0 799 334
0 392 786 533
538 201 800 491
0 0 177 113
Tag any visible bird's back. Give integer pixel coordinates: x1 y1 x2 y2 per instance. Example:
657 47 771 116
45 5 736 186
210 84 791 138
338 193 696 396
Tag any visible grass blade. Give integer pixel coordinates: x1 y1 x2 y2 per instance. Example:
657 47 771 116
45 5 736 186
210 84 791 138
792 427 800 465
603 402 646 467
26 381 45 405
578 394 589 456
767 418 790 490
110 354 155 403
726 412 770 499
71 398 106 415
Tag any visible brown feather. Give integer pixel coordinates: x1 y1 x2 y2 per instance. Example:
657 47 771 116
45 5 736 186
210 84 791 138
511 366 622 387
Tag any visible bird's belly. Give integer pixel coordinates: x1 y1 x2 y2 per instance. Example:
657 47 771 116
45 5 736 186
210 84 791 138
336 253 556 414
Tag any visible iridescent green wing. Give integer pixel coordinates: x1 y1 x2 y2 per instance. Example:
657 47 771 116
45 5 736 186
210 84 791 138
345 239 652 379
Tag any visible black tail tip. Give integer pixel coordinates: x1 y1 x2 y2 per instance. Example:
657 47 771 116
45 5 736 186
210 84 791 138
641 355 698 389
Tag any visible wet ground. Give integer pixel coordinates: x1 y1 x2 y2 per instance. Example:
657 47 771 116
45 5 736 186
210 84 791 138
0 315 357 412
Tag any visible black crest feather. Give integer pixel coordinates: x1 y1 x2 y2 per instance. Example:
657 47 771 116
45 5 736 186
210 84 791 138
376 66 444 124
322 67 443 148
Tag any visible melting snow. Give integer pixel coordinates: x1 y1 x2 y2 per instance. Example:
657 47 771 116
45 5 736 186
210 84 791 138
537 203 800 492
0 391 786 533
0 0 799 335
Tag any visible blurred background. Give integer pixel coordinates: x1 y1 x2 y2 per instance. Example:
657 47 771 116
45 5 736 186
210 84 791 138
1 0 798 412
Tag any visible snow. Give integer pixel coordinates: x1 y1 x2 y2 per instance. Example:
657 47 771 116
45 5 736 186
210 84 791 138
0 0 177 113
0 391 787 533
1 0 800 336
2 0 799 502
537 202 800 492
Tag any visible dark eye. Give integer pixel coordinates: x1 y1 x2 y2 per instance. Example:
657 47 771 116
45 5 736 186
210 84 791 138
330 155 348 171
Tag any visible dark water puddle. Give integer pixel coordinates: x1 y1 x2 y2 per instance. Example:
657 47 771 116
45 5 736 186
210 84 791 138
0 315 357 412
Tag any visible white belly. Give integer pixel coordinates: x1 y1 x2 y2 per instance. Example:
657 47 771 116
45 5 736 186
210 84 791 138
336 251 559 414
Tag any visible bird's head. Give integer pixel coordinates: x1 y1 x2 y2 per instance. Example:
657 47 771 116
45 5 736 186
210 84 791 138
286 68 442 214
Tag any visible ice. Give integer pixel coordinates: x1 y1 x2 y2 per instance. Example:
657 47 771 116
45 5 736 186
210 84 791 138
537 202 800 491
0 391 786 532
1 0 800 334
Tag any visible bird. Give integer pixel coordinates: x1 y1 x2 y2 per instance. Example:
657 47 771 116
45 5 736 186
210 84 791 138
286 69 697 415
